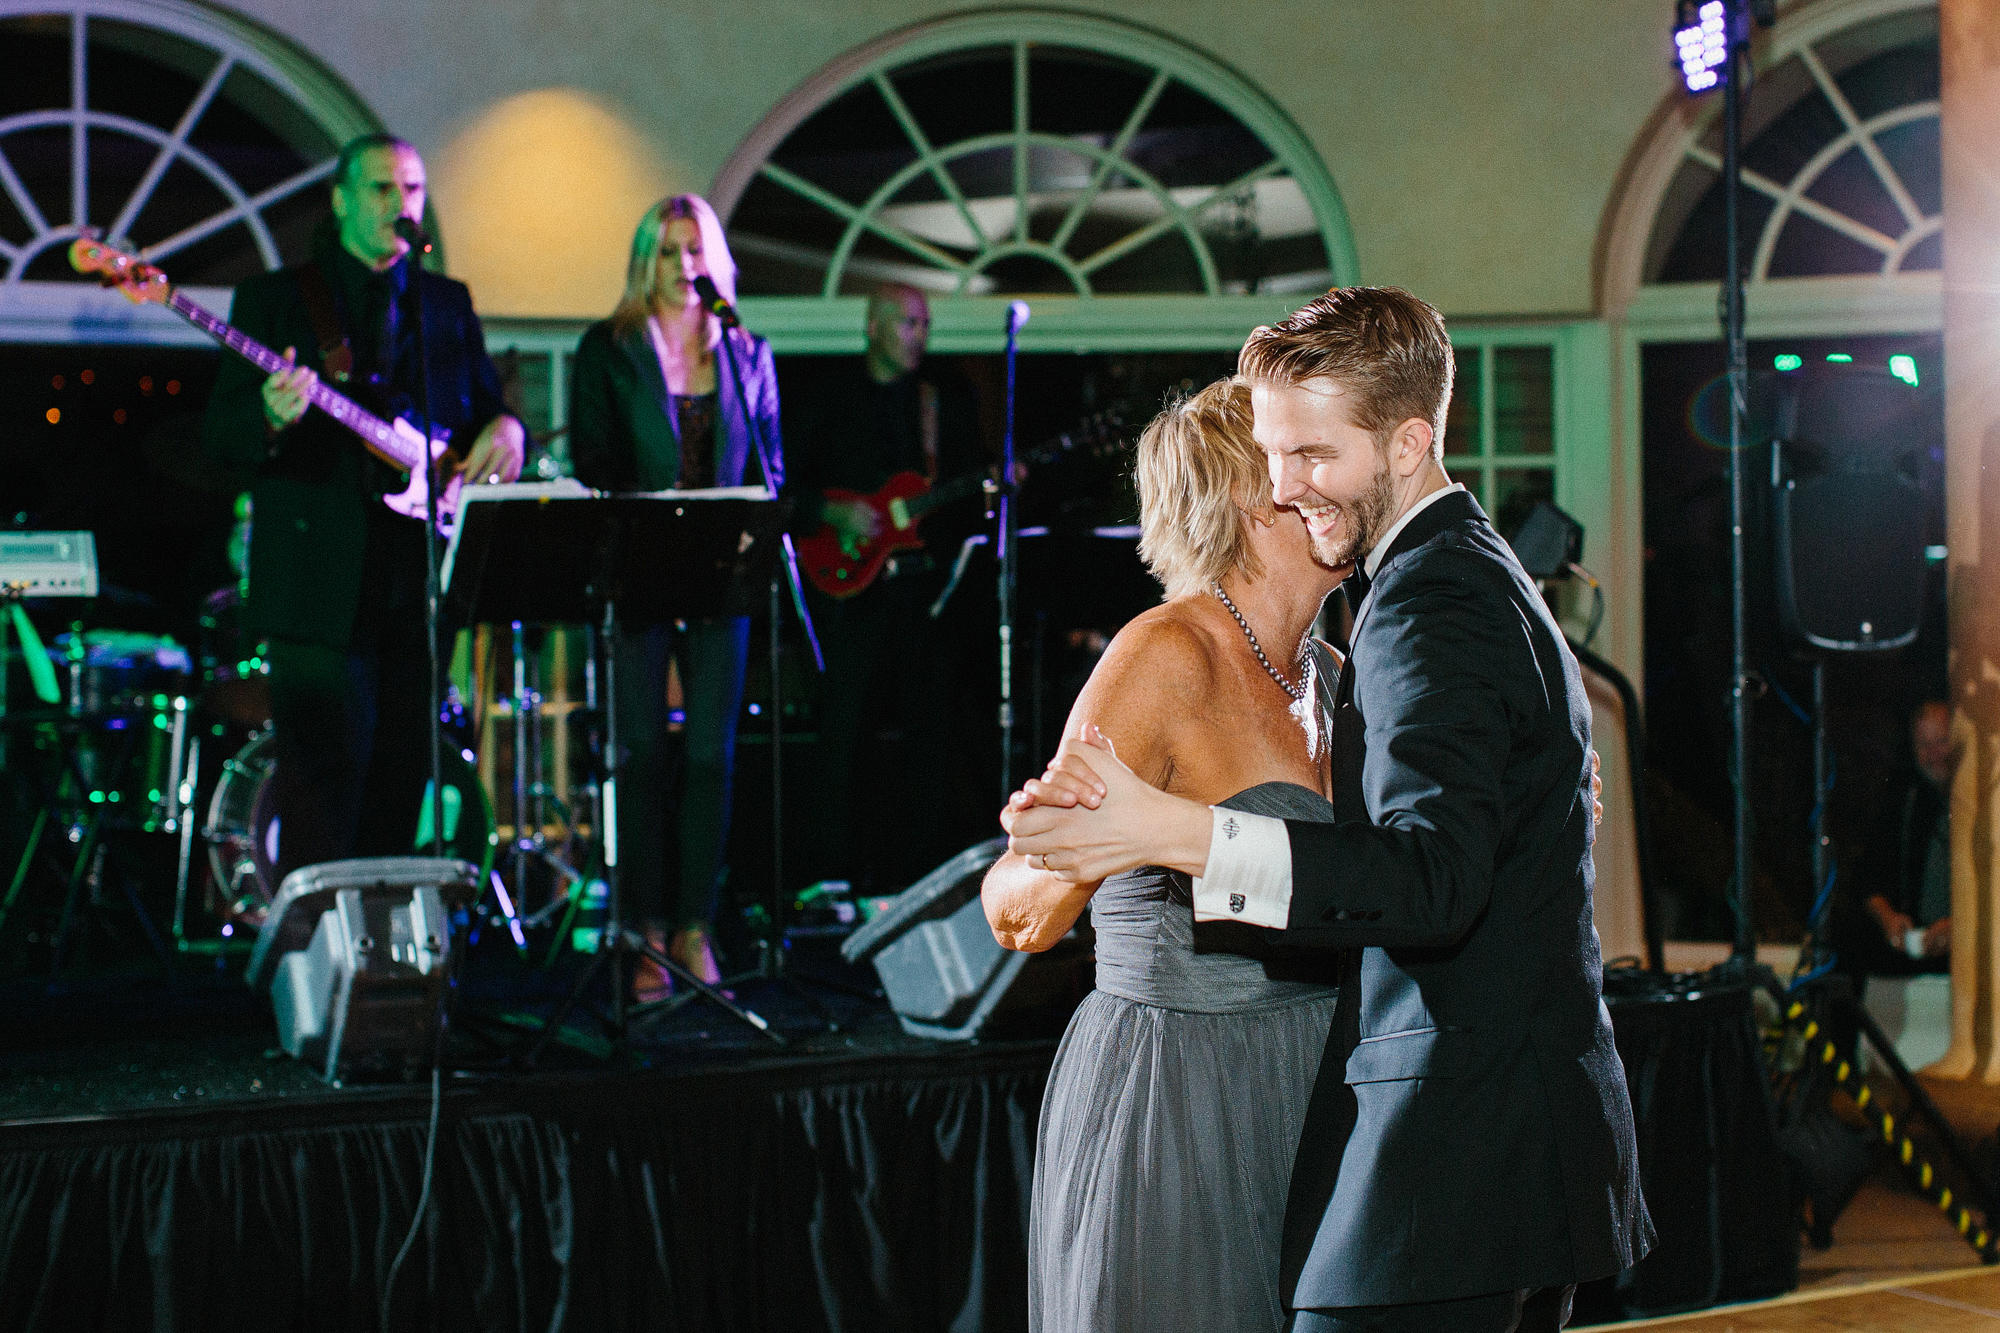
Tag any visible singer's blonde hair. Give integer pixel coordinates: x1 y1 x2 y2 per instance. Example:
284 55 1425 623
1135 377 1272 598
610 194 738 341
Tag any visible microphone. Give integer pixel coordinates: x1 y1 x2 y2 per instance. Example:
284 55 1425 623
1007 300 1031 335
393 216 432 253
692 274 741 330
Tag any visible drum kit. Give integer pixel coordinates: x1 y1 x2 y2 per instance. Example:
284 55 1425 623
0 578 499 973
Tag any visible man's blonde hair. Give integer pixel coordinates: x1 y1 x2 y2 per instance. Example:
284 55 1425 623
1135 377 1270 598
1239 286 1454 458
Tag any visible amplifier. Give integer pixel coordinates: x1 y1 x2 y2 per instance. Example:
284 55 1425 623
0 531 98 597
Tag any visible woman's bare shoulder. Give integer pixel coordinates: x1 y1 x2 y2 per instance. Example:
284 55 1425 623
1097 602 1223 683
1067 603 1222 721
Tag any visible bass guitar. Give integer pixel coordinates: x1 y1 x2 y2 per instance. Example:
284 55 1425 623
69 237 460 528
799 407 1126 599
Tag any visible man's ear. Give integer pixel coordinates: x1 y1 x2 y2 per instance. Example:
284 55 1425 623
1390 418 1434 477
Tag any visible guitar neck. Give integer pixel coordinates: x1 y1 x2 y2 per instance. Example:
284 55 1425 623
165 289 424 473
903 418 1109 520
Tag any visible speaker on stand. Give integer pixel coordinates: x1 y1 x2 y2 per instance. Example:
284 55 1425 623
1768 363 1931 654
1756 360 1965 1251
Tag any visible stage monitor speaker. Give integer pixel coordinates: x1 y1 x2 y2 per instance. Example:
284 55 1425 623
841 837 1089 1040
1509 500 1584 580
1770 365 1931 653
246 856 482 1084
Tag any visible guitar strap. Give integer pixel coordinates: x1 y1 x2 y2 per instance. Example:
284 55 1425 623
294 261 354 383
919 379 939 482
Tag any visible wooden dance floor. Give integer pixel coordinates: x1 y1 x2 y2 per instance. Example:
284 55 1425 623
1602 1266 2000 1329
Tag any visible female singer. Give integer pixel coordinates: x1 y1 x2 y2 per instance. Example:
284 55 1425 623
569 194 782 995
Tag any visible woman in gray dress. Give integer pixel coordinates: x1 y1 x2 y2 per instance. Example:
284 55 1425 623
983 377 1351 1331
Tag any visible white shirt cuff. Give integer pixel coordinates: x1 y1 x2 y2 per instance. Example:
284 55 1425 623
1191 809 1292 929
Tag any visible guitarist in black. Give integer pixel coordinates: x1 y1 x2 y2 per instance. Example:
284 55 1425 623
788 283 989 889
201 133 524 884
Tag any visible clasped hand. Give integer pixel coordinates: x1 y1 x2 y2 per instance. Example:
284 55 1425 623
1001 732 1606 885
999 724 1211 883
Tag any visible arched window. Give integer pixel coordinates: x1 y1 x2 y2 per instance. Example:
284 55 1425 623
714 10 1357 351
1647 3 1937 284
0 0 379 340
1600 0 1942 330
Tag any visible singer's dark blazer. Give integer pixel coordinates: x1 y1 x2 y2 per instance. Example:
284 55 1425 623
568 318 783 495
1243 488 1651 1310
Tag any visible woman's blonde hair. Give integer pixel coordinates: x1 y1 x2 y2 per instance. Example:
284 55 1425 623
1135 376 1271 598
610 193 738 340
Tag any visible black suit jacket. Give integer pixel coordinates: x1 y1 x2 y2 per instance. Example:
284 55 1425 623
200 248 509 650
1258 489 1651 1308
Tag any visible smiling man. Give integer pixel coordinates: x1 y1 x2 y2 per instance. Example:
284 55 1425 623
1003 288 1650 1332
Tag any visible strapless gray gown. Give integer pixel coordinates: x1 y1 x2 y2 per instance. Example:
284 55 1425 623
1028 782 1342 1333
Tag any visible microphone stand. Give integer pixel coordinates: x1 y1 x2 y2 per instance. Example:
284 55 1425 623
996 301 1028 799
670 278 840 1030
398 220 448 869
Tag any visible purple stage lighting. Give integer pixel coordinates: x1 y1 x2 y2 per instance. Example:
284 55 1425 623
1675 0 1729 93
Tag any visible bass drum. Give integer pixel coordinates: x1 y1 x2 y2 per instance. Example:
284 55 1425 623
204 730 497 927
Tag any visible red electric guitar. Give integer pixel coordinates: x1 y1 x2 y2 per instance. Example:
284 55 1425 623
799 407 1127 598
69 237 461 529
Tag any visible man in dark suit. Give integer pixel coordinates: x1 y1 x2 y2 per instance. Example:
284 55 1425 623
1005 289 1649 1331
202 134 522 883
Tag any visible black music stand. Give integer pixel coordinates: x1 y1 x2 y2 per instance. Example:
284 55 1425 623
443 481 791 1048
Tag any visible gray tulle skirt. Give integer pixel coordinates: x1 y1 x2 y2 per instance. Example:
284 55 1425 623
1029 987 1341 1332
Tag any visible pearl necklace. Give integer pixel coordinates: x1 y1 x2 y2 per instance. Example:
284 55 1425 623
1213 583 1309 701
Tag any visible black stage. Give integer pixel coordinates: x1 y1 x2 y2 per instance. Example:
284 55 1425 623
0 965 1056 1332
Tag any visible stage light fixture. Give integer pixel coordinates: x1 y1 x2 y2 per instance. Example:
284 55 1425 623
1826 353 1853 363
1890 354 1919 386
1674 0 1729 93
1774 354 1803 372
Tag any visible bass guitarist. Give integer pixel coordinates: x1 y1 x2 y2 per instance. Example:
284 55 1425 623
200 133 524 885
788 283 989 890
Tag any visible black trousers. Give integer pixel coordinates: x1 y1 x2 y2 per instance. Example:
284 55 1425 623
1288 1285 1576 1333
266 511 434 886
612 616 749 930
802 564 968 889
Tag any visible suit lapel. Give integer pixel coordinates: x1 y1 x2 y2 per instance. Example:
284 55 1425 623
1333 487 1483 820
715 329 750 485
619 324 673 427
619 323 683 487
1346 489 1483 640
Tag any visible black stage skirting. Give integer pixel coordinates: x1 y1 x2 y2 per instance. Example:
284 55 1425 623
0 971 1798 1332
0 1035 1053 1333
1573 972 1799 1324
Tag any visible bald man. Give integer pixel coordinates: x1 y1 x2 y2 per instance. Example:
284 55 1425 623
787 284 989 889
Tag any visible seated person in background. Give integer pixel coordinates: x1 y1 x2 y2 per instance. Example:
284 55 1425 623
1843 699 1953 978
